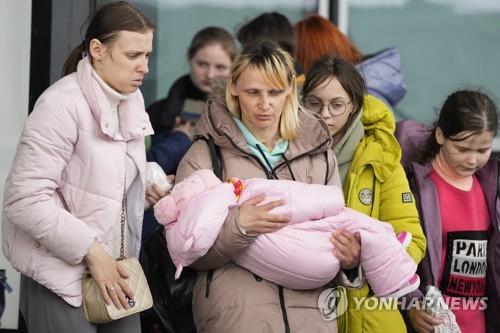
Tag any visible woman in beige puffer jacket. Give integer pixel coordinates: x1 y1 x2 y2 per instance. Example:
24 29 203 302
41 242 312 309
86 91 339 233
176 41 362 333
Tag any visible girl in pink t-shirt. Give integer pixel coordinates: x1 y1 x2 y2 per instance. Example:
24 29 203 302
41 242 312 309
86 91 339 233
402 90 500 333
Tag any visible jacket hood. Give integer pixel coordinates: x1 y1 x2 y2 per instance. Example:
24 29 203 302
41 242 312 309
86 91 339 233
335 111 364 185
194 98 333 159
394 119 432 172
356 47 406 107
76 56 153 141
350 95 401 182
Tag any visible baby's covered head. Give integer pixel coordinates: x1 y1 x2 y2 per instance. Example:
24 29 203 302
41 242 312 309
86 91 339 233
154 169 222 225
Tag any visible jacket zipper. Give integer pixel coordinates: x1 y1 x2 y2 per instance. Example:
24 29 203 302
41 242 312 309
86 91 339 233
223 133 331 180
223 134 276 179
279 286 291 333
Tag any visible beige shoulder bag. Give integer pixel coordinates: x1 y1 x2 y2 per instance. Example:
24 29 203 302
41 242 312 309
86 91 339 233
81 176 153 324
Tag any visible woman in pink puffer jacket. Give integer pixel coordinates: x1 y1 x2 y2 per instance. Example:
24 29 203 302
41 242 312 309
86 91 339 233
2 3 156 332
155 169 419 297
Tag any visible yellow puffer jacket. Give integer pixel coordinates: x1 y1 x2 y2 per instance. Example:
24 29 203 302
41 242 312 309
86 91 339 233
341 96 426 333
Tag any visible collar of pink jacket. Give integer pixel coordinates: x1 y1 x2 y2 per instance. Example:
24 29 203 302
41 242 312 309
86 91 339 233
75 56 153 141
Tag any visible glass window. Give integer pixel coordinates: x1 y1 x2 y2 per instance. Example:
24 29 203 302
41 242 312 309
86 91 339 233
98 0 322 106
346 0 500 123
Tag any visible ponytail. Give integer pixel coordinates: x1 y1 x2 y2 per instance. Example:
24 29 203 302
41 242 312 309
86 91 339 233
417 126 440 163
62 41 86 77
417 89 498 164
61 1 155 78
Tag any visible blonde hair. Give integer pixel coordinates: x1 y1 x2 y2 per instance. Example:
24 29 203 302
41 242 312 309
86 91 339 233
225 41 300 140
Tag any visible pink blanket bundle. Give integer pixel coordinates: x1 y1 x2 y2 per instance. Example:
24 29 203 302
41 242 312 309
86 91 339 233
154 169 418 296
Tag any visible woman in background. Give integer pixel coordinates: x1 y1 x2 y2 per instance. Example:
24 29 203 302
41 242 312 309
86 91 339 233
146 27 237 174
143 27 237 242
296 15 406 109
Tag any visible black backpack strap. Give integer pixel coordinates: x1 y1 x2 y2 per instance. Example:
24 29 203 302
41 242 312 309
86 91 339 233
194 134 224 180
193 135 223 299
324 151 329 185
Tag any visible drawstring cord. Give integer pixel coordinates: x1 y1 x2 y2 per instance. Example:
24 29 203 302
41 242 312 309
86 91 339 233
256 144 278 179
254 144 297 181
280 153 296 181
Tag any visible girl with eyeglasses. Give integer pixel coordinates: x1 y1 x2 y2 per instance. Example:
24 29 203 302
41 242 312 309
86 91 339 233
302 55 426 333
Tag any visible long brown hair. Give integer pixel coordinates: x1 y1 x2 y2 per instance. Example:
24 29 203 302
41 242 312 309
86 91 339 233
295 15 363 73
62 1 155 76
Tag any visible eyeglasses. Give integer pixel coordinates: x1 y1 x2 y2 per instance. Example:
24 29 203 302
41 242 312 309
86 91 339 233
303 98 352 117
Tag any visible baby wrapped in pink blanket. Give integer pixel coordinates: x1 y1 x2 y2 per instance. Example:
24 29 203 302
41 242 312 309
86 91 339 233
155 169 419 296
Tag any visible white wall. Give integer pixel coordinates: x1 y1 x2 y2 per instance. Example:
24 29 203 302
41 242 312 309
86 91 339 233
0 0 31 329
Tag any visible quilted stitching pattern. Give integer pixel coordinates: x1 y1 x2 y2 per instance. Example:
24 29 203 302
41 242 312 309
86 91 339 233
82 257 153 324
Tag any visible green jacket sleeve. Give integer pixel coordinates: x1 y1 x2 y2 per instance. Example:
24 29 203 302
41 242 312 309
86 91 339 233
378 164 426 263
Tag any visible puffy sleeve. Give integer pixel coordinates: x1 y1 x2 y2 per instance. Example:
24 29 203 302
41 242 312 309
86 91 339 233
3 91 97 265
379 164 426 263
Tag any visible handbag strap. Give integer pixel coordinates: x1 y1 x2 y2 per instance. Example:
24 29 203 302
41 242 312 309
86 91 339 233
119 173 127 260
57 189 70 211
57 173 128 260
